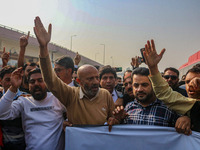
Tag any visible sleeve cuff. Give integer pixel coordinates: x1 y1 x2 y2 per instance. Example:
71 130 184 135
4 89 17 101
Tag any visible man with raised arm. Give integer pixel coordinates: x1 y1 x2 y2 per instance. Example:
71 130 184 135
17 31 39 94
18 31 30 68
111 67 192 135
143 39 200 132
123 67 181 127
0 68 66 150
0 66 26 150
1 47 9 67
33 16 115 125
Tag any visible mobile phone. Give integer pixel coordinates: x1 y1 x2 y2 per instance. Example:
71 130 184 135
138 57 143 64
140 48 145 63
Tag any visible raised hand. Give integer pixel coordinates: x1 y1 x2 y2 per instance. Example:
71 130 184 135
131 56 141 68
33 16 52 47
74 52 81 65
1 47 10 67
18 31 30 67
20 31 30 48
10 67 23 92
143 39 165 75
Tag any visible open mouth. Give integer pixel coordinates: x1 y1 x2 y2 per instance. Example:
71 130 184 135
106 84 112 88
188 90 195 95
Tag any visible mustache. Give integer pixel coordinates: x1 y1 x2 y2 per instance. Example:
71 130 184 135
33 86 42 92
91 84 99 88
136 91 146 95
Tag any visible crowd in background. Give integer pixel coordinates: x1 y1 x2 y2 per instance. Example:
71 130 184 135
0 17 199 150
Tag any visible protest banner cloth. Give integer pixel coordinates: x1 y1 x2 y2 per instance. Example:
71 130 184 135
65 125 200 150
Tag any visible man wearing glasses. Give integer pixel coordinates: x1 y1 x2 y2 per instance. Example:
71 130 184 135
54 56 79 87
163 67 187 97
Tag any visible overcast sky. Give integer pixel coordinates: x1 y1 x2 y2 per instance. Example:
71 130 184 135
0 0 199 71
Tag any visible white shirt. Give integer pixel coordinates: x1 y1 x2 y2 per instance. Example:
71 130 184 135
68 80 74 87
0 90 66 150
112 89 118 102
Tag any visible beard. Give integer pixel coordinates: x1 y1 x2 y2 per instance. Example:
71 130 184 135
83 84 99 97
135 91 154 104
30 85 47 101
168 81 178 90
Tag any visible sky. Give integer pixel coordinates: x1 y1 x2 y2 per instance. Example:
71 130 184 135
0 0 199 72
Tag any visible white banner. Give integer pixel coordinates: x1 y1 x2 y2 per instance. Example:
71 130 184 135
65 125 200 150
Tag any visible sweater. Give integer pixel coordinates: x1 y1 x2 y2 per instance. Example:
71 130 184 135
40 55 115 125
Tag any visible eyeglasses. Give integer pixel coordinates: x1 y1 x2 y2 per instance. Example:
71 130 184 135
163 75 178 80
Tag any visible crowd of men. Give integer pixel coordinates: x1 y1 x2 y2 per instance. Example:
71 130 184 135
0 16 199 150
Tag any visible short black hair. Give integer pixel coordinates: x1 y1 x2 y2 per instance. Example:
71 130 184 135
55 56 74 74
186 65 200 76
132 67 149 77
27 68 41 82
193 63 200 68
123 70 132 80
23 62 39 70
99 65 117 80
164 67 179 77
0 66 16 79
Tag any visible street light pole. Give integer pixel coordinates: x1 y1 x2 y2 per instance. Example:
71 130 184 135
70 35 77 51
51 50 57 64
100 44 105 65
110 56 114 67
9 47 16 57
95 52 99 61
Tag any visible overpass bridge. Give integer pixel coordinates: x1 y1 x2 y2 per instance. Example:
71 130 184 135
0 24 103 68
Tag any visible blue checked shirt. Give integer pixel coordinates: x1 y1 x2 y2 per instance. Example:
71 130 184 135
124 99 180 127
